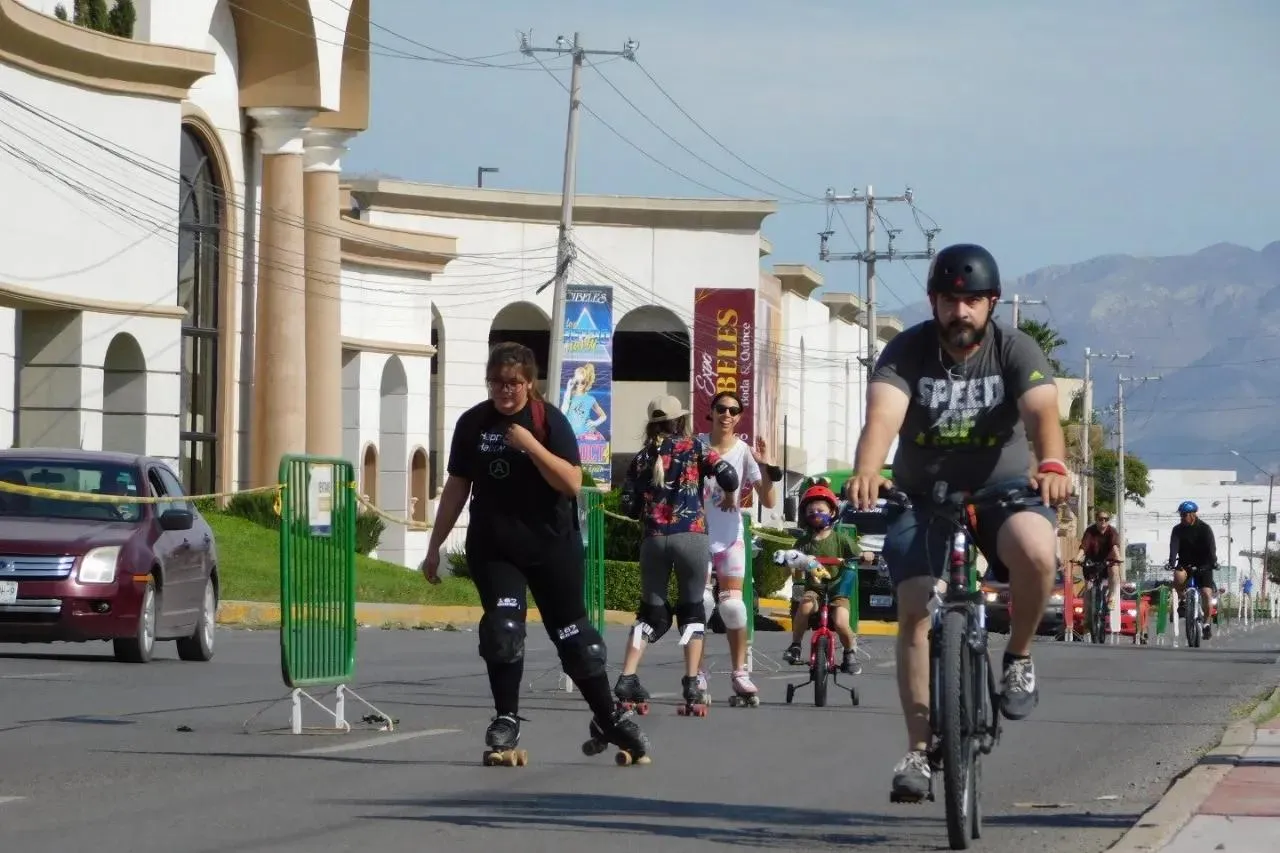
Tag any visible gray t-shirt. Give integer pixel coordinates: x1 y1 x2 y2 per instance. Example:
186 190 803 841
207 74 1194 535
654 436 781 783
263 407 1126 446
870 320 1057 495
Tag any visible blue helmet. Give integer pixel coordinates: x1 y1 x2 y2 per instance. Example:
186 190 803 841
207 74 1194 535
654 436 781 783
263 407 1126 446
1178 500 1198 514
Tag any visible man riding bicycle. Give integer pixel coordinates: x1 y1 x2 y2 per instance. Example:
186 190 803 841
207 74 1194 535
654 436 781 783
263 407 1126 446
844 243 1072 803
1168 500 1217 641
1072 510 1122 633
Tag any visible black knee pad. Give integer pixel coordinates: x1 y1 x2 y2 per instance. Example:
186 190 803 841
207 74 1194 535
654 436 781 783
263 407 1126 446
478 613 526 665
674 600 707 631
554 618 608 681
632 601 673 644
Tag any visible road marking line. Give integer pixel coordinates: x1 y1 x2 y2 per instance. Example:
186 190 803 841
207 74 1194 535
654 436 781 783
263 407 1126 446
0 672 69 680
0 797 25 805
295 728 460 756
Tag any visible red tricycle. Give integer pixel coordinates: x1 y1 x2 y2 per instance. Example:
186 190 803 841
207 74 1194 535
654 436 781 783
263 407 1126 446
778 552 861 708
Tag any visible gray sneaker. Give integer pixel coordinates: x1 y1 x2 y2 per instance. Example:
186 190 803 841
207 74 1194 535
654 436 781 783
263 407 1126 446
890 750 932 802
1000 656 1039 720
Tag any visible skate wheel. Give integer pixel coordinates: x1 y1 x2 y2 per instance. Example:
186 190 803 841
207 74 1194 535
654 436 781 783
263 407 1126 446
615 750 651 766
728 696 739 707
637 702 649 715
695 705 708 717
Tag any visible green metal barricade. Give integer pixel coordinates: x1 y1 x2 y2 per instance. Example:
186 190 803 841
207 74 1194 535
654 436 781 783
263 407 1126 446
582 490 606 633
279 454 358 689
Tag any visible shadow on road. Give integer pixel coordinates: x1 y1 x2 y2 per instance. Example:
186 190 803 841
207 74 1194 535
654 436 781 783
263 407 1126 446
323 791 1140 849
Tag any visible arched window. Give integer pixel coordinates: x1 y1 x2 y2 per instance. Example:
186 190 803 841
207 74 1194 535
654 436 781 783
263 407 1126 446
177 125 222 494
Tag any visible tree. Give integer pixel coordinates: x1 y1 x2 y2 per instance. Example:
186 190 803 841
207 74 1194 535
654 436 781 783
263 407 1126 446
1268 550 1279 587
1018 317 1072 376
58 0 136 39
1091 447 1152 514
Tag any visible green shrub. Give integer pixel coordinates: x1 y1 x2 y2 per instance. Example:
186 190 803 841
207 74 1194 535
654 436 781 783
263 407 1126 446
220 488 384 556
445 546 470 579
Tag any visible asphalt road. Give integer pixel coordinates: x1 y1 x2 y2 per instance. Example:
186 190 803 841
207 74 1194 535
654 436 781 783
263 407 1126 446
0 619 1278 853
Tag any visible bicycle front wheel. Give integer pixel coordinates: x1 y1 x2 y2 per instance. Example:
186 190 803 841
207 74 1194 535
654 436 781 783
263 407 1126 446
940 608 974 849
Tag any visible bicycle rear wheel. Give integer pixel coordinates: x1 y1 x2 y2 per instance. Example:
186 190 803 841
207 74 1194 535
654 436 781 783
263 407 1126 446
940 608 974 849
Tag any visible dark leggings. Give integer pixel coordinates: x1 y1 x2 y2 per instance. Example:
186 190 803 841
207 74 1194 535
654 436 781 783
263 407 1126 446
468 533 614 720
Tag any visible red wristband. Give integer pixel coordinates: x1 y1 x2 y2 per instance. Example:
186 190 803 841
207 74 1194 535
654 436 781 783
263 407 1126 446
1038 459 1068 476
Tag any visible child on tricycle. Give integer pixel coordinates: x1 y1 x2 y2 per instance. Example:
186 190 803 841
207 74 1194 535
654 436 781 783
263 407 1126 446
781 484 874 675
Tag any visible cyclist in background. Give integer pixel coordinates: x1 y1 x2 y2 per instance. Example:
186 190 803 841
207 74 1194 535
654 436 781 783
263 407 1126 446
1168 500 1217 640
1072 509 1123 633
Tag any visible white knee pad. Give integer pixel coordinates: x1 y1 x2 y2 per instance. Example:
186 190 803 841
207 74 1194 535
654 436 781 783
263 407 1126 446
718 592 749 631
702 587 716 622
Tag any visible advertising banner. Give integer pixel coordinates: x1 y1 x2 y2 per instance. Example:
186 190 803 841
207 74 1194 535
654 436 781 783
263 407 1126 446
558 284 613 487
756 273 784 485
693 287 757 504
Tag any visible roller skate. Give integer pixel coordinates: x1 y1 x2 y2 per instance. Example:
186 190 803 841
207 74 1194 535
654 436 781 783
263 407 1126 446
783 642 803 665
612 673 651 716
696 669 711 703
481 713 528 767
581 706 652 766
841 648 863 675
727 668 761 708
676 674 710 717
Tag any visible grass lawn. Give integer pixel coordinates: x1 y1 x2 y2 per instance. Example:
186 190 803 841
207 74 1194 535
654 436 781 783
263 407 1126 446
209 512 480 607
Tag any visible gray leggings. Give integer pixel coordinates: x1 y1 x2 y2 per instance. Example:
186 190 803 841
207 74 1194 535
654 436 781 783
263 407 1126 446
639 532 710 607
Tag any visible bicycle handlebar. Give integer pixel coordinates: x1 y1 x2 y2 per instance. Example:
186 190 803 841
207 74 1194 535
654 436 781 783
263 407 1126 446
876 479 1046 515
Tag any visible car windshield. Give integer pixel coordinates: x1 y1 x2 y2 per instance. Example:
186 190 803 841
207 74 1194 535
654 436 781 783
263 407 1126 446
0 461 143 523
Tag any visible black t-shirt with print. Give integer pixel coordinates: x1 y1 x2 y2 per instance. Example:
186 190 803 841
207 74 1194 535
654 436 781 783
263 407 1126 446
447 398 582 550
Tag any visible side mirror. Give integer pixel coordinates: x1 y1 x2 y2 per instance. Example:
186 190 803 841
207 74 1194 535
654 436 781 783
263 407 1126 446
783 496 797 522
158 508 194 531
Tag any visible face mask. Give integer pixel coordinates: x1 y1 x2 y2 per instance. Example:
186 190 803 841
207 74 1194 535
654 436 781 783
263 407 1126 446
807 511 832 530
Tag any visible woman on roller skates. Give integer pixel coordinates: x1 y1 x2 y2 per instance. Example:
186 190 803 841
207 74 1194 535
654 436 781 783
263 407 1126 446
695 391 780 707
613 394 740 717
420 342 650 766
782 485 872 676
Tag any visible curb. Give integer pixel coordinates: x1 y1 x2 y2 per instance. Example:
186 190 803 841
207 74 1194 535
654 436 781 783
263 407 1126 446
759 597 900 637
1105 685 1280 853
215 601 637 629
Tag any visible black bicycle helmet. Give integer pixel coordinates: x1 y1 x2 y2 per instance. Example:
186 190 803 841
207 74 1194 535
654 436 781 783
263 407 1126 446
926 243 1002 297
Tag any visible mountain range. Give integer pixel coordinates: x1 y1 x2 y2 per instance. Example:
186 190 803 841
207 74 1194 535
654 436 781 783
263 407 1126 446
895 241 1280 480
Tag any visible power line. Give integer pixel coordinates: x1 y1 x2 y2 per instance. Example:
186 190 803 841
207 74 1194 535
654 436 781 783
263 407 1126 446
819 185 939 372
518 30 638 408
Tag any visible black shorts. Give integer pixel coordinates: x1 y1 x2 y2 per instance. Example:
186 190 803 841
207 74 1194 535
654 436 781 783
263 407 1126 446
1176 565 1216 592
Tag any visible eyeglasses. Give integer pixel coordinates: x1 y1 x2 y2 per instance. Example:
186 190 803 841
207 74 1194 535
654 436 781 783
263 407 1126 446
1097 516 1110 522
713 404 742 416
486 377 525 392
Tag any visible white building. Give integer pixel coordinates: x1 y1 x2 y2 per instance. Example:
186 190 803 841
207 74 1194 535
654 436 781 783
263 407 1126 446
0 0 925 567
1120 467 1276 587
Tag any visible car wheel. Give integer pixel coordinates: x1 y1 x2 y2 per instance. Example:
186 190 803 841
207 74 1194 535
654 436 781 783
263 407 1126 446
176 578 217 662
114 581 156 664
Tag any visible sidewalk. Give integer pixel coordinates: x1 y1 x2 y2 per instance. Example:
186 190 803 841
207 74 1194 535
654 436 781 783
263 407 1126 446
1111 688 1280 853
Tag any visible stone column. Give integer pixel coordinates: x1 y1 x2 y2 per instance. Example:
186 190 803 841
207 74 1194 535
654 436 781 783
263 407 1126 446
302 129 355 459
248 107 316 488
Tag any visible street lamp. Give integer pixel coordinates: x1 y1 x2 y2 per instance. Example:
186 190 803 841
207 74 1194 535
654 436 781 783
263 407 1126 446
477 166 500 187
1231 449 1275 596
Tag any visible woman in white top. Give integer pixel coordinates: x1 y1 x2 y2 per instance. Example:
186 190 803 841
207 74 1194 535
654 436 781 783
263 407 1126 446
699 391 780 703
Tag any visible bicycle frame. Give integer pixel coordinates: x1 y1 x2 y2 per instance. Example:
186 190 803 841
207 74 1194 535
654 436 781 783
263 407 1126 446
928 520 1002 761
784 563 860 708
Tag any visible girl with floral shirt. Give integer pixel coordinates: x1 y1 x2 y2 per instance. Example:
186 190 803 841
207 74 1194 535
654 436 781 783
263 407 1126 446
614 394 740 715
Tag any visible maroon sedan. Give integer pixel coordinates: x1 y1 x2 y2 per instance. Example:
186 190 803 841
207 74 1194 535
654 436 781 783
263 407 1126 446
0 449 218 663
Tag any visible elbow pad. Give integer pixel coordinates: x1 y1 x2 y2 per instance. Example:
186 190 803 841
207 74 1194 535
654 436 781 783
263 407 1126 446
712 459 740 492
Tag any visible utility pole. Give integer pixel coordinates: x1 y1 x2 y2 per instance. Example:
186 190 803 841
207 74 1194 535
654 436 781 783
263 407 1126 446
520 31 638 405
999 293 1045 327
820 186 938 374
1115 373 1160 578
1079 348 1133 525
1243 497 1262 587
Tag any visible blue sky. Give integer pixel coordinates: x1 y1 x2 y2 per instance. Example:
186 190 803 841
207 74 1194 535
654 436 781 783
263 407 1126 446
343 0 1280 310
